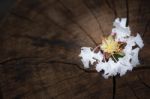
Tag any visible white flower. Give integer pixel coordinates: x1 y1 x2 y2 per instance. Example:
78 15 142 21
96 54 133 79
112 18 131 41
123 36 136 54
117 55 133 76
79 47 103 68
130 48 140 66
96 59 118 79
134 33 144 48
79 18 144 79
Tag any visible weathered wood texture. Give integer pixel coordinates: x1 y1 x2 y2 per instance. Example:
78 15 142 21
0 0 150 99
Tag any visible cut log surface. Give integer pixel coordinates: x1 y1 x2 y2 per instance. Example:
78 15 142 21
0 0 150 99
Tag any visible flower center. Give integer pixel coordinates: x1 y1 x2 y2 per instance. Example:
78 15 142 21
100 36 121 54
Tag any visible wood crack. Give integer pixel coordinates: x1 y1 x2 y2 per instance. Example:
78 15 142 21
125 0 129 26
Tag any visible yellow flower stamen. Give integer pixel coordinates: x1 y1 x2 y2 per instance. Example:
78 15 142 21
100 35 121 55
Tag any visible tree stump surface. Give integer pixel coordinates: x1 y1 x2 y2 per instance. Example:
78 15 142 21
0 0 150 99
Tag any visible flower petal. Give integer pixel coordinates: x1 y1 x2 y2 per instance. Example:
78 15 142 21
79 47 103 68
131 47 140 66
79 47 94 68
93 51 103 62
112 18 131 41
134 33 144 48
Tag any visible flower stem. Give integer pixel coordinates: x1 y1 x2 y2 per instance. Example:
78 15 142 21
112 76 116 99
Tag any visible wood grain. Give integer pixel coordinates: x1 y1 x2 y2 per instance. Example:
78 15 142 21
0 0 150 99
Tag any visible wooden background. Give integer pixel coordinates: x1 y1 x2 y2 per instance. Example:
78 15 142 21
0 0 150 99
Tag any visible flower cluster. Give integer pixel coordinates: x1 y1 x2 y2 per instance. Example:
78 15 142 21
79 18 144 79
